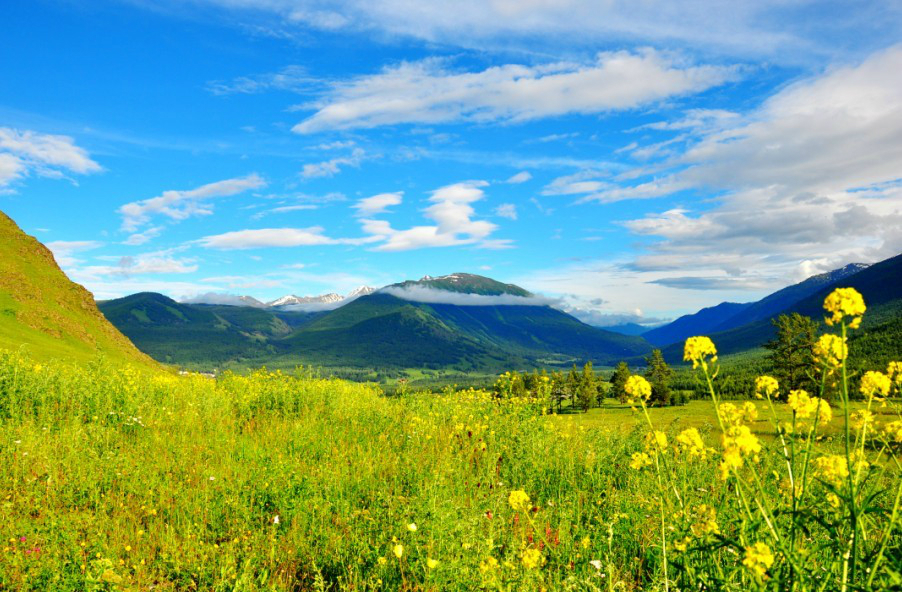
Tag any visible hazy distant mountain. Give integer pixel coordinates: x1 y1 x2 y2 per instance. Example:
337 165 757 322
603 322 664 337
645 263 868 347
643 302 752 347
268 293 343 307
659 256 900 362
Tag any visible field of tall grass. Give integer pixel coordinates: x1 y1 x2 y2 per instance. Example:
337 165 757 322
1 288 900 591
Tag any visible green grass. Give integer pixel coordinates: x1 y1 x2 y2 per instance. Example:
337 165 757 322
1 348 899 591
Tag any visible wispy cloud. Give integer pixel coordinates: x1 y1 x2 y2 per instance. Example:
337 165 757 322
301 147 366 178
0 127 101 189
381 285 557 307
45 240 103 267
353 192 403 216
118 174 266 232
206 65 317 95
505 170 532 184
196 227 338 250
291 51 738 133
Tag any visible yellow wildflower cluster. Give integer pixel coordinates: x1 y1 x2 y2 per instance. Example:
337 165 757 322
888 361 902 386
629 452 652 470
624 375 652 403
743 542 774 578
814 334 847 370
719 425 761 480
521 548 544 569
644 430 668 453
683 336 717 369
754 375 779 399
719 402 758 426
508 490 531 512
882 419 902 443
688 504 720 537
675 427 709 460
823 287 866 328
812 454 849 487
859 371 891 399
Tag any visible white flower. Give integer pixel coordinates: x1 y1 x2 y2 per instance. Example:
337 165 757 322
273 515 280 525
590 560 603 570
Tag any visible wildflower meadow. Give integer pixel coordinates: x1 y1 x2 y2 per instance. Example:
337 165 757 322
0 287 899 590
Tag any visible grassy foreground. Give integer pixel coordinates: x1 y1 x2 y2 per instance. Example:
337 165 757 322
0 352 899 590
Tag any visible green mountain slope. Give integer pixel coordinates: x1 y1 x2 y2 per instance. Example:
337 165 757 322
645 263 867 348
98 293 315 367
389 273 532 296
99 277 652 372
660 254 901 362
0 211 154 366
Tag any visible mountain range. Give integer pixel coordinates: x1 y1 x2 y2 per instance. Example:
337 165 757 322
0 209 899 376
98 274 650 372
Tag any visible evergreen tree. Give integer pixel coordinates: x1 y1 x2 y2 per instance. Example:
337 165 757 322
577 361 597 411
644 349 673 406
610 361 632 403
764 313 817 393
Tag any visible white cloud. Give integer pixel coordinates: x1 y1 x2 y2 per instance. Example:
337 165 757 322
381 285 557 307
251 204 320 220
118 174 266 232
0 127 101 188
123 226 164 246
45 240 103 267
494 203 517 220
292 51 737 133
301 147 365 178
360 181 507 251
206 65 315 95
354 192 403 216
175 1 900 62
196 227 337 249
505 170 532 184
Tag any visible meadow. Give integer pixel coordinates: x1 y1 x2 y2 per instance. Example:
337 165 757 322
1 288 900 591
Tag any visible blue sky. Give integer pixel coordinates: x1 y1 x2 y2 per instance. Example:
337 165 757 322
1 0 901 326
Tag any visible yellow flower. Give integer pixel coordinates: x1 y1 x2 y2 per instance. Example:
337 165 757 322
673 536 691 553
643 430 668 453
479 557 499 573
393 544 404 559
814 334 847 369
852 410 874 432
742 542 774 578
689 504 720 537
860 371 891 399
887 361 902 386
521 548 544 569
675 427 708 460
426 558 439 570
787 390 818 418
508 490 531 512
883 419 902 443
407 522 417 532
683 336 717 369
823 287 866 328
813 398 832 424
624 375 652 402
378 556 387 566
629 451 652 470
719 425 760 479
812 454 849 487
754 376 779 399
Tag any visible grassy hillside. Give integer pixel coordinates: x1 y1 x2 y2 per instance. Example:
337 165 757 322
0 211 154 366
